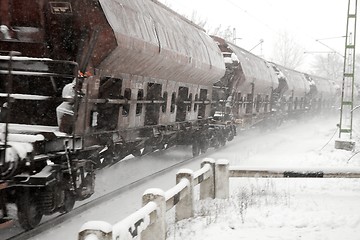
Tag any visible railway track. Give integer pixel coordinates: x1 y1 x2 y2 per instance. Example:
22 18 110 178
3 146 211 240
2 119 311 239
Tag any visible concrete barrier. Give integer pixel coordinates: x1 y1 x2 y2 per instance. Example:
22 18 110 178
79 158 216 240
79 158 360 240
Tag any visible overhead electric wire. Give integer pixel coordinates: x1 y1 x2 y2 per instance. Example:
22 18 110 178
223 0 346 54
319 126 339 151
224 0 282 36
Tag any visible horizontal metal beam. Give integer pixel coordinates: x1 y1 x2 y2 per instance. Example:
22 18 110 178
229 167 360 178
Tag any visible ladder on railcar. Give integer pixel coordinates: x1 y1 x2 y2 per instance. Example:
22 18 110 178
336 0 358 150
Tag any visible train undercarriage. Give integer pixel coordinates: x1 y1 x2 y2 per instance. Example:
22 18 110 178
0 120 236 230
96 118 237 166
0 125 98 230
0 51 238 230
0 54 99 229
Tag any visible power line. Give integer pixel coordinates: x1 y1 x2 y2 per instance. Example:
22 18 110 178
223 0 346 54
315 39 345 58
224 0 282 36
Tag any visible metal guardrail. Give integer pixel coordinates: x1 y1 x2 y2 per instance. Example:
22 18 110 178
229 166 360 178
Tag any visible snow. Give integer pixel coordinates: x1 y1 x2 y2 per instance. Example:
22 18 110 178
0 55 52 61
176 168 194 175
112 201 157 240
0 140 33 163
228 166 360 177
6 141 33 159
5 114 358 240
0 123 67 137
144 188 165 197
0 25 11 39
82 234 101 240
193 163 211 180
216 159 229 165
202 158 215 164
165 178 189 202
167 114 360 240
167 178 360 240
2 133 45 143
0 93 51 100
79 221 112 233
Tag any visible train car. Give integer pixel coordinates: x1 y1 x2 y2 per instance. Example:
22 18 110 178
308 75 337 111
210 36 338 129
270 64 339 116
0 0 339 231
211 36 279 128
269 63 313 116
0 0 225 229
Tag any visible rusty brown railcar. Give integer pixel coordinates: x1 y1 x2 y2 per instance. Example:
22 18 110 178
0 0 226 230
310 75 340 111
211 36 279 127
210 36 338 129
271 64 312 115
0 0 338 231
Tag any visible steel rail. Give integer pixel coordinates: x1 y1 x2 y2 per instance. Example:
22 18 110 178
4 149 212 240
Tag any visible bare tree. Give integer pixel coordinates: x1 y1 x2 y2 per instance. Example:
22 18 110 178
311 53 343 81
158 2 208 28
312 53 360 79
209 25 234 42
272 31 305 69
188 11 208 29
184 10 234 41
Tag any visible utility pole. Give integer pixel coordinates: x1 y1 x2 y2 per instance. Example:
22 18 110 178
232 28 242 45
249 39 264 55
335 0 358 151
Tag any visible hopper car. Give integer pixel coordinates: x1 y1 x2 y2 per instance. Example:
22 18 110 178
0 0 338 229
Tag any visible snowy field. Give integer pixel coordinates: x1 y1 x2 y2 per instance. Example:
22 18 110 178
8 114 359 240
166 114 360 240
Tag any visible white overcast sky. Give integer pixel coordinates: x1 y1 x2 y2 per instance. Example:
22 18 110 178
159 0 349 70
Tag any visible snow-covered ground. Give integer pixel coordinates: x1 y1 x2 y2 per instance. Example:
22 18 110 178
10 114 359 240
167 114 360 240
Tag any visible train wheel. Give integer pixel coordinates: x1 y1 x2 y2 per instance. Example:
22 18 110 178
142 146 154 156
17 189 43 230
213 137 220 149
200 138 209 154
220 135 226 147
132 149 143 157
192 141 200 157
227 130 234 141
61 190 75 213
97 150 114 168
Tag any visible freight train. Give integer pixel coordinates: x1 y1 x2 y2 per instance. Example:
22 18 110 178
0 0 338 230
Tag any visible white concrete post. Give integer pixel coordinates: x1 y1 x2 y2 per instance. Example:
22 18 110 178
78 221 112 240
175 169 194 221
200 158 215 200
141 188 166 240
215 159 229 199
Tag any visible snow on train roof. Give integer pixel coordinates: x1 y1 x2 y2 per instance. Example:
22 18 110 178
226 42 278 94
310 75 335 99
271 63 311 98
98 0 225 86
